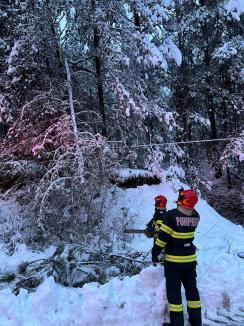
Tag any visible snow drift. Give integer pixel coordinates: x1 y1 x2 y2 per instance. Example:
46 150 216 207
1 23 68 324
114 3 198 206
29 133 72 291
0 179 244 325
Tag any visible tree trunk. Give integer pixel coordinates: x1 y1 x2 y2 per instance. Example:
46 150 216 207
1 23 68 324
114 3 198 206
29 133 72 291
134 9 140 28
65 58 84 182
91 0 107 137
207 97 217 140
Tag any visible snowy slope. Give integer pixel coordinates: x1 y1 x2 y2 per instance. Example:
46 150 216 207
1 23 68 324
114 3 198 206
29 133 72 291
0 180 244 326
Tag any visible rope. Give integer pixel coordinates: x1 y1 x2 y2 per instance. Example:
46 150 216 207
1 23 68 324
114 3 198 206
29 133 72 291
107 137 243 148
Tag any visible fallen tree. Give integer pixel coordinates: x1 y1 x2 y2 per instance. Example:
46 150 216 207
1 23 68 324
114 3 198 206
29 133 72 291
0 244 151 294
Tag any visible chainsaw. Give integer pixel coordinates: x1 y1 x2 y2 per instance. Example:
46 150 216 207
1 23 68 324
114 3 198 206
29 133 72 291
124 226 155 238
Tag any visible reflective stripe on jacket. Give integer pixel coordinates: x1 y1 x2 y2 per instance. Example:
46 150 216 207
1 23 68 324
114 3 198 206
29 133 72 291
153 208 200 263
147 209 167 238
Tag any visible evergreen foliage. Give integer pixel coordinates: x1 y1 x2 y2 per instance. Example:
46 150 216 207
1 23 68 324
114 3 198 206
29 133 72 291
0 0 243 241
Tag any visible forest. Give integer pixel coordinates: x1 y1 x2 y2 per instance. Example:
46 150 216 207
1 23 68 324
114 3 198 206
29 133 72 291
0 2 244 325
0 0 243 243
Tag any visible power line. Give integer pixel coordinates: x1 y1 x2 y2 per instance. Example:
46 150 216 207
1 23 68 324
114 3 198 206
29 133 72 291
107 137 244 147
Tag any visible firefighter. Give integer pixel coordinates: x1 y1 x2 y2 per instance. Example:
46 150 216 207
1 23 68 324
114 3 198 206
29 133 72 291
151 189 202 326
144 195 168 239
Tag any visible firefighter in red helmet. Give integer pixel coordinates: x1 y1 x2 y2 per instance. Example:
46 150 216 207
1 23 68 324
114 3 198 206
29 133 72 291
152 189 202 326
145 195 168 240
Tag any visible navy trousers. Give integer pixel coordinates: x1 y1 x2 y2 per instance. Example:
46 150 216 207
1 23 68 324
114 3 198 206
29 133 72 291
164 262 202 326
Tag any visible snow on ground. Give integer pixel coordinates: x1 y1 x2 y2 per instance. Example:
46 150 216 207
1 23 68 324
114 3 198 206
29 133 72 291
0 243 56 276
0 177 244 325
114 167 155 179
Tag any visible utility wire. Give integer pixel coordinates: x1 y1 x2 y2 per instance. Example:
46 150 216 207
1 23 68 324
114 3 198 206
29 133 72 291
107 137 244 147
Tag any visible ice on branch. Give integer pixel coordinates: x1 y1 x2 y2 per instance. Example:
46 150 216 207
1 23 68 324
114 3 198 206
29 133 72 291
135 0 169 23
222 0 244 21
146 149 165 177
164 112 176 131
161 38 182 66
0 38 7 50
213 38 243 63
166 164 185 179
0 96 12 124
189 113 210 128
112 77 140 116
141 35 168 69
0 9 7 18
162 0 173 7
6 41 21 66
240 68 244 80
221 132 244 167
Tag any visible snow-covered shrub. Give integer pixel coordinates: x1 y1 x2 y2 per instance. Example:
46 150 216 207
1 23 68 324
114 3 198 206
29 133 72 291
16 131 119 245
220 132 244 168
0 199 24 251
146 148 165 178
0 160 47 192
0 109 120 246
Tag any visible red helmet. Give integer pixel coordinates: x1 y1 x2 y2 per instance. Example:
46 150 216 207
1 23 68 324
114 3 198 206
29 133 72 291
177 189 198 209
155 195 167 209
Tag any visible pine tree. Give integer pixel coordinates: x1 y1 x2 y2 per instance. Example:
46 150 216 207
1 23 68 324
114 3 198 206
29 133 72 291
170 0 244 186
0 0 13 140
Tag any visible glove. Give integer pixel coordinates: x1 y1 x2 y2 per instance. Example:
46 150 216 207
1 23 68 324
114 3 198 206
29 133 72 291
152 256 159 266
158 250 165 265
152 248 165 266
144 226 155 238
